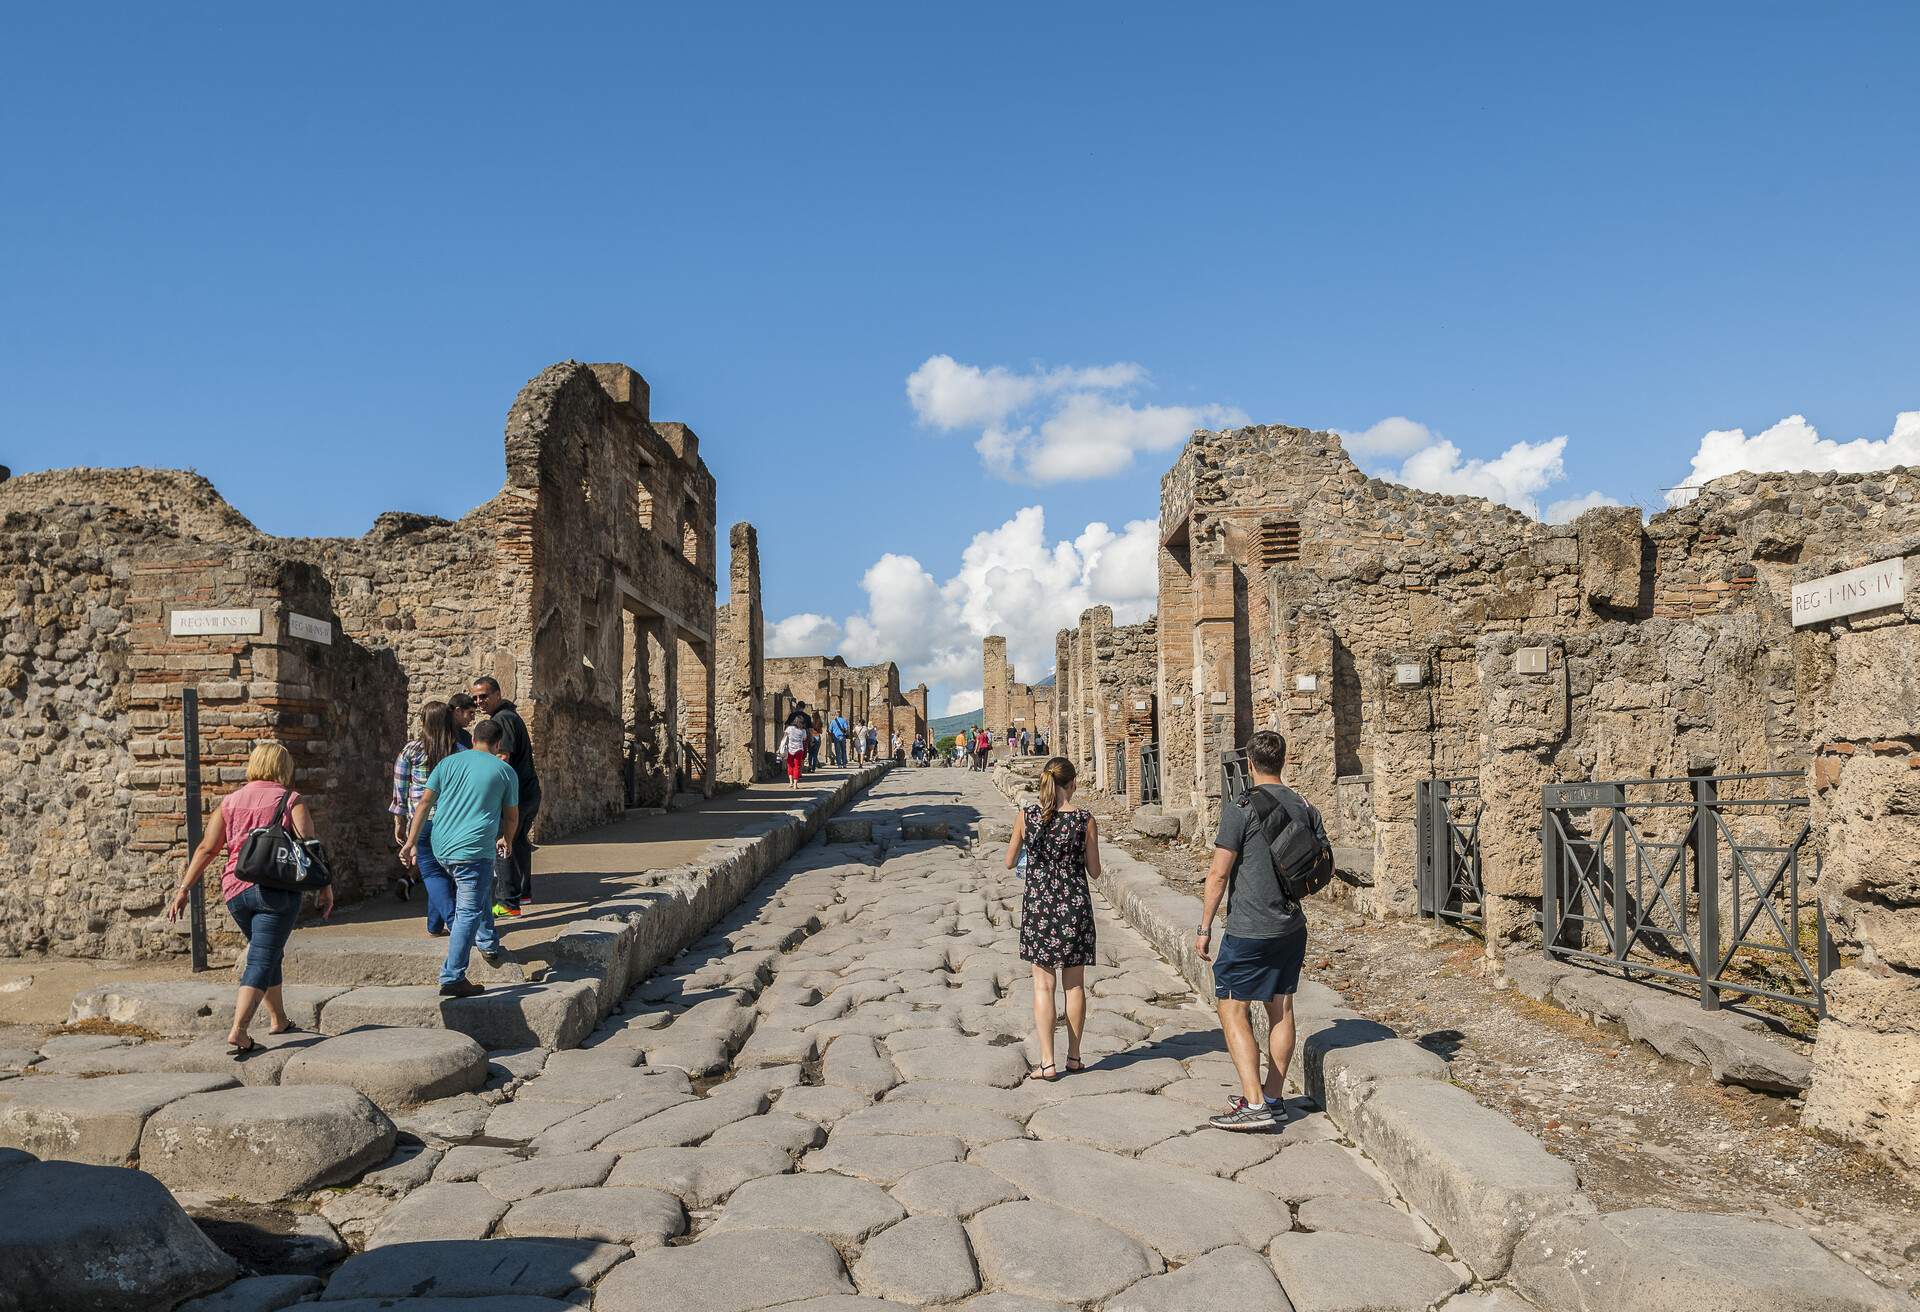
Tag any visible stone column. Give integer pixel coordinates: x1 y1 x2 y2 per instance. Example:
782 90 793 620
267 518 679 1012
1053 629 1073 754
1474 632 1571 954
983 636 1009 740
1364 651 1436 919
1192 557 1237 827
647 620 679 803
715 523 764 785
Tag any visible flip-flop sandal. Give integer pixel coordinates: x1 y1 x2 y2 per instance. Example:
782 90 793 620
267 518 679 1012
1065 1057 1085 1073
227 1039 259 1059
267 1024 301 1036
1028 1064 1056 1082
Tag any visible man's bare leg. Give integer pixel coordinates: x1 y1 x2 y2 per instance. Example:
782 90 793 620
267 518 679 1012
1216 998 1266 1103
1262 993 1296 1103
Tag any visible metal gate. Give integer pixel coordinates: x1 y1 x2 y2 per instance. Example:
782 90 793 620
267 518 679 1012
1110 746 1126 797
1220 748 1250 800
1139 744 1161 804
1541 772 1835 1014
1415 776 1483 925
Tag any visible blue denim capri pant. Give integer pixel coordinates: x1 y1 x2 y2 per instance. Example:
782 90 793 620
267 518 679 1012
227 883 301 989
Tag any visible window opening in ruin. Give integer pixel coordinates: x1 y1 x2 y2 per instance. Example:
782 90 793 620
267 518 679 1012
635 478 654 531
681 499 700 567
1260 519 1300 565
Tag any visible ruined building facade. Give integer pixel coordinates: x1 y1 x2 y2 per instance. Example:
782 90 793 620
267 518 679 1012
764 655 927 760
981 636 1056 747
0 361 761 960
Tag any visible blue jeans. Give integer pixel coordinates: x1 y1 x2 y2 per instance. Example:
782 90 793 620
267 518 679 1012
830 737 845 766
227 884 301 989
417 821 455 935
441 858 501 986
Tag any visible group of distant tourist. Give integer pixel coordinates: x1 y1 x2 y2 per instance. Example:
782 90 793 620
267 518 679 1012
952 724 1046 770
164 675 543 1057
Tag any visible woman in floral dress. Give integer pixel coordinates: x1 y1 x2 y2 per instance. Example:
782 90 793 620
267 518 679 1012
1007 757 1102 1080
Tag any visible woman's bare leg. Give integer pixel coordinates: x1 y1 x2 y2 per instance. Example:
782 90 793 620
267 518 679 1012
1030 965 1058 1072
263 985 291 1031
228 986 265 1046
1062 965 1087 1063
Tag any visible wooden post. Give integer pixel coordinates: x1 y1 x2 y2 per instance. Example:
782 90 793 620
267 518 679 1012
181 686 209 972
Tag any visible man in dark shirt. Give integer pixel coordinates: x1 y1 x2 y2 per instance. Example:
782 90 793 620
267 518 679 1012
472 676 540 916
1195 730 1325 1130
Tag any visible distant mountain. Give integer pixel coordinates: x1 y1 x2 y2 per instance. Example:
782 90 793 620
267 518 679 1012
928 669 1055 743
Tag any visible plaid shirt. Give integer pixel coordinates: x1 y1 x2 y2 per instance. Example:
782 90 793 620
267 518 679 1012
390 735 470 816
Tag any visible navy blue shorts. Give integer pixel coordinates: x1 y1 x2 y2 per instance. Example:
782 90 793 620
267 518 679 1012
1212 929 1307 1001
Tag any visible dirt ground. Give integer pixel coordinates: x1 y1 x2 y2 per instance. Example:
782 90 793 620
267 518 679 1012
1086 793 1920 1297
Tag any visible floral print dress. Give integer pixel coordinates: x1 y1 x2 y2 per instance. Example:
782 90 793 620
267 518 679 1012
1018 805 1097 968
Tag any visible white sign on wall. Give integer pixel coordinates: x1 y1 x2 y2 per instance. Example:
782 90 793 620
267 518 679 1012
1395 662 1425 687
170 608 261 637
288 613 333 645
1294 674 1318 692
1792 558 1906 627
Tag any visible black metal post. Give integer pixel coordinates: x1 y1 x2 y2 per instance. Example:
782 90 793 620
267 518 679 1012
1540 791 1559 954
1609 797 1629 968
181 687 208 973
1693 774 1721 1011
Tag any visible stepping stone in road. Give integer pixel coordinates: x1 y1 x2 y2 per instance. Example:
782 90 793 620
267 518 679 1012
278 1027 488 1110
804 1132 968 1184
888 1161 1024 1219
1268 1231 1464 1311
364 1181 506 1248
323 1238 628 1302
594 1229 854 1312
138 1085 395 1202
496 1183 685 1246
1236 1141 1391 1205
0 1070 236 1166
1296 1196 1438 1251
477 1150 616 1201
967 1200 1163 1304
606 1143 793 1207
710 1171 907 1244
852 1214 981 1303
1103 1244 1293 1312
1026 1091 1202 1154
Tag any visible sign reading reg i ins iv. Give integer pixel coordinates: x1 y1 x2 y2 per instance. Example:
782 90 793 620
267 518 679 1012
1792 558 1906 626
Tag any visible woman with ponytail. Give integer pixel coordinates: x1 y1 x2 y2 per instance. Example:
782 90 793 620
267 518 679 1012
1006 755 1101 1080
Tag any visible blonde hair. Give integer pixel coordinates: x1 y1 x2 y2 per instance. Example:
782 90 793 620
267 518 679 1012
1037 756 1077 829
245 742 295 786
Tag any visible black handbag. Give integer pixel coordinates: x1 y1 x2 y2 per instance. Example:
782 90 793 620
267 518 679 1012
234 787 333 893
1242 786 1335 903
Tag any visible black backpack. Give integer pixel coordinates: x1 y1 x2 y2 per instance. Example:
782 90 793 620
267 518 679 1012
1240 786 1335 903
234 787 333 893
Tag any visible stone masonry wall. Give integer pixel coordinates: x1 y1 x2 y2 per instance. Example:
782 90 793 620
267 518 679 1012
715 523 765 785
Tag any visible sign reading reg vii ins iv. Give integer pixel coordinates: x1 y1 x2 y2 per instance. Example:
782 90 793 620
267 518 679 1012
1792 558 1906 627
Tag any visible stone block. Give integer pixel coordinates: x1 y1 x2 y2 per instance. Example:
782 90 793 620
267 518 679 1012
139 1084 395 1201
0 1070 237 1166
69 981 346 1036
270 934 524 987
593 1230 854 1312
318 980 599 1050
323 1238 629 1301
1301 1018 1448 1125
1268 1231 1465 1311
279 1027 489 1109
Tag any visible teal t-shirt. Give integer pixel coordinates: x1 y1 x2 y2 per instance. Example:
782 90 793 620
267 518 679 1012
423 750 521 866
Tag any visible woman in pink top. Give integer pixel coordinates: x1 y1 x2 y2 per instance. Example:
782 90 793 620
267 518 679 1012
166 741 333 1056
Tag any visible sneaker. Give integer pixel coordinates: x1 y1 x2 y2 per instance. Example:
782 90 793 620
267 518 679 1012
480 948 506 969
492 902 522 918
1209 1097 1277 1132
438 978 484 998
1264 1097 1292 1126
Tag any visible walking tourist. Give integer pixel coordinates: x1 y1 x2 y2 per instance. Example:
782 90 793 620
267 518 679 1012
828 710 849 766
1194 730 1325 1130
447 690 478 748
865 722 880 762
806 715 822 771
401 718 518 997
890 730 902 761
1007 756 1099 1081
166 742 334 1057
1020 728 1031 755
389 699 466 935
974 727 990 771
472 676 539 917
912 732 926 765
781 714 808 788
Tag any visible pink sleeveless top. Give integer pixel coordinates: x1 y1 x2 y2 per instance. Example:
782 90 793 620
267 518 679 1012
217 780 302 902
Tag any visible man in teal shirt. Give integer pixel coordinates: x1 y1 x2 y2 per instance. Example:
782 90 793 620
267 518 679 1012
401 718 520 995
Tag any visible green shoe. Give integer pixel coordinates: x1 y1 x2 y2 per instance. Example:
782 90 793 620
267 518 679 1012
491 902 512 918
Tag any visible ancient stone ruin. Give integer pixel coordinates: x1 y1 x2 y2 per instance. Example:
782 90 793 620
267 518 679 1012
994 422 1920 1174
0 361 767 960
764 655 928 762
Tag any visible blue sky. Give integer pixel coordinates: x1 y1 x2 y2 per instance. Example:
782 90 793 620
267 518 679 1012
5 4 1917 716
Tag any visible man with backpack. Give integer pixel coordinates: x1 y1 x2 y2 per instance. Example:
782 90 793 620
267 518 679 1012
1194 730 1332 1130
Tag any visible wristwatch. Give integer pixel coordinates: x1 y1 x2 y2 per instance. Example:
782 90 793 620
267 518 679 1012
1195 924 1211 935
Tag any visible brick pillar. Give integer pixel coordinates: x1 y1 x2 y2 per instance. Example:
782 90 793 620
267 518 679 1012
1053 629 1072 755
1474 632 1569 950
983 636 1009 743
715 523 764 785
1192 558 1237 828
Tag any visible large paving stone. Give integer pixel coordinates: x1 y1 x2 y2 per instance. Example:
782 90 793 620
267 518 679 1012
526 1084 699 1155
322 1237 628 1299
889 1160 1024 1217
807 1132 967 1184
175 1273 323 1312
364 1181 507 1247
279 1027 487 1109
1296 1197 1437 1250
822 1034 903 1096
1237 1142 1391 1204
1026 1091 1201 1154
968 1200 1162 1303
140 1084 395 1201
595 1088 771 1151
497 1184 685 1246
852 1214 981 1303
69 981 346 1036
0 1070 236 1165
1303 1020 1449 1125
273 933 525 986
0 1156 240 1312
606 1142 793 1206
973 1138 1291 1261
835 1100 1025 1146
890 1040 1032 1088
318 980 600 1050
517 1065 687 1105
1139 1125 1285 1177
706 1109 825 1153
709 1171 907 1244
478 1150 616 1201
1268 1231 1464 1312
777 1085 874 1123
1104 1244 1294 1312
594 1230 854 1312
318 1300 575 1312
1510 1208 1903 1312
1350 1076 1589 1277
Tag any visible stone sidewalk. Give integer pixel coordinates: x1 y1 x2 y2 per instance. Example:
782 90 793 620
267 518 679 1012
4 766 1908 1310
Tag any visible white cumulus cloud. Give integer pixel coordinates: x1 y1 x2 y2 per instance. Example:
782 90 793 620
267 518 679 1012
907 354 1243 484
1337 419 1611 522
944 689 983 717
767 612 842 657
1669 412 1920 505
1545 490 1624 523
1336 416 1437 459
765 504 1159 719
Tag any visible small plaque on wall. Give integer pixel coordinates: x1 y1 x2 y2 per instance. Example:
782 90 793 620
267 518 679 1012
1394 662 1423 686
1133 699 1149 711
1172 696 1185 707
1294 674 1318 692
1210 691 1228 704
288 612 333 645
1514 646 1550 675
170 608 261 637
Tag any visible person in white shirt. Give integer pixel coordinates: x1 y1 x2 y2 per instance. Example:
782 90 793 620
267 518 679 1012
781 716 809 788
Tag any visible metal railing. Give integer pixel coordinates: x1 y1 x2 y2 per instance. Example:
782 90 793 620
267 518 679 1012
1139 743 1161 804
1541 772 1836 1015
1220 748 1250 800
1110 745 1127 797
1416 776 1483 927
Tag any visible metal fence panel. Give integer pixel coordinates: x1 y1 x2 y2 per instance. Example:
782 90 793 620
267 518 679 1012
1416 776 1483 926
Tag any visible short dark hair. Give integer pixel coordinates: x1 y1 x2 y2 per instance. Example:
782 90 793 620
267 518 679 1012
473 719 506 748
447 691 477 711
1247 730 1287 776
473 675 501 694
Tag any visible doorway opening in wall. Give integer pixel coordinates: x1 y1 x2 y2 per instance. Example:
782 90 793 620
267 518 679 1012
619 607 649 808
1332 635 1367 777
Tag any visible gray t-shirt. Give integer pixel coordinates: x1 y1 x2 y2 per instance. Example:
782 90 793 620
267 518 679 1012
1214 784 1325 940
